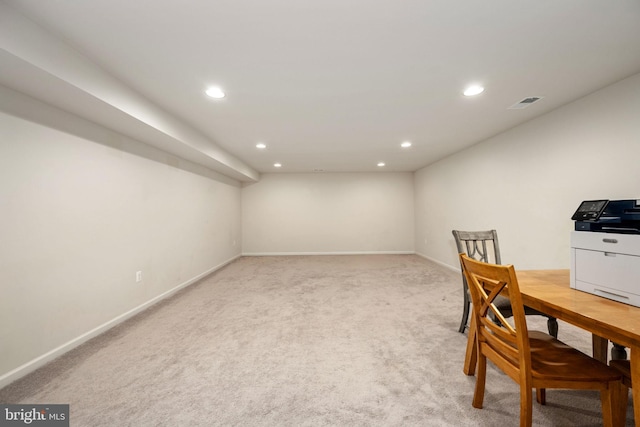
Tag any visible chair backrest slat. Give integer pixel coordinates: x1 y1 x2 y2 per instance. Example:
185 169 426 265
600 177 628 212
452 230 501 265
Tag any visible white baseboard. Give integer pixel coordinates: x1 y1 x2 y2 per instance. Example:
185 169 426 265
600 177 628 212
0 254 241 389
242 251 416 256
415 252 460 273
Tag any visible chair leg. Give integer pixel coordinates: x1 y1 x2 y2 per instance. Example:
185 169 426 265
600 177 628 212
520 383 533 427
599 383 618 427
463 315 477 376
547 317 558 339
536 388 546 405
459 293 471 333
610 381 629 427
611 343 627 360
473 353 487 409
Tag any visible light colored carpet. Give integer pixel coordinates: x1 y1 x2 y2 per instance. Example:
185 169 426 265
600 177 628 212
0 255 633 426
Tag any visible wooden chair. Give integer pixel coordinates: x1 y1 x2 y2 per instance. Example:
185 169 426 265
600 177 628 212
459 253 626 427
452 230 558 338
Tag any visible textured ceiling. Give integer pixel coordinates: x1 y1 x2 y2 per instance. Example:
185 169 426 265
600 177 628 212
3 0 640 177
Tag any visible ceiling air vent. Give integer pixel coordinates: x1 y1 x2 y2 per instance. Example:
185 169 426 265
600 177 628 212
508 96 543 110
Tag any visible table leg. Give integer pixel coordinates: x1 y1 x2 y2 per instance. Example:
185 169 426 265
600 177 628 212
631 347 640 427
592 334 608 363
463 314 477 376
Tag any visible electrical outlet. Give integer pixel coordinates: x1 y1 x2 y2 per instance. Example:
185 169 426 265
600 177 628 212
136 271 142 283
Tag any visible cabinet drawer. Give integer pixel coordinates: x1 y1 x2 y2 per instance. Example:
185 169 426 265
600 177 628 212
571 231 640 256
574 248 640 296
574 279 640 307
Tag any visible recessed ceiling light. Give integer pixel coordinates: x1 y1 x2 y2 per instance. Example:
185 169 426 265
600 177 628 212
274 163 282 168
463 85 484 96
205 86 225 99
401 141 412 148
377 162 386 167
256 143 266 149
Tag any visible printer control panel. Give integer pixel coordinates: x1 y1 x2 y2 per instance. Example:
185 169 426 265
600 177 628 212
571 199 608 221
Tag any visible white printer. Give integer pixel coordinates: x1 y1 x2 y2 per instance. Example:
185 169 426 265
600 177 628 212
570 199 640 308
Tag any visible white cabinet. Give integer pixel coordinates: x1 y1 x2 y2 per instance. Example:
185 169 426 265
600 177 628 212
570 231 640 307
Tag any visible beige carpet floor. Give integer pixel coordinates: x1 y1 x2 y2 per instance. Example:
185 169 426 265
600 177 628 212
0 255 633 426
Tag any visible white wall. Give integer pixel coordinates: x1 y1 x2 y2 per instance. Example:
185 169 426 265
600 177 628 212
415 72 640 270
0 1 258 182
242 173 415 254
0 90 242 386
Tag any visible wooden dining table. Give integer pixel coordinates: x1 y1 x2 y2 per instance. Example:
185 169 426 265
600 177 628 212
462 269 640 425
